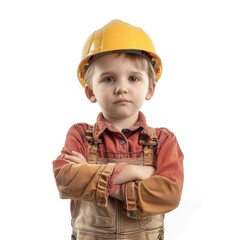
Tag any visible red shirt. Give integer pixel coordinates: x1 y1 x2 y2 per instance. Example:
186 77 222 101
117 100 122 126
53 111 184 219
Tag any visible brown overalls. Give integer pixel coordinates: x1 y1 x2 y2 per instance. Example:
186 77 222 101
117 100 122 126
71 126 164 240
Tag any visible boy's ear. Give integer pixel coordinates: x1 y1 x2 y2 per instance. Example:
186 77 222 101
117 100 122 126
145 83 156 100
85 84 97 103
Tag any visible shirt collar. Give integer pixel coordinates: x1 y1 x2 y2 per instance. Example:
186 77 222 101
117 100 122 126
92 111 154 140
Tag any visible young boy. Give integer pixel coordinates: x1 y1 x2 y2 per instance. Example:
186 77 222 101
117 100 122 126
53 19 184 240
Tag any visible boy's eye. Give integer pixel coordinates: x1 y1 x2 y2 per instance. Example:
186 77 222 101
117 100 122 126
129 76 139 82
104 77 114 83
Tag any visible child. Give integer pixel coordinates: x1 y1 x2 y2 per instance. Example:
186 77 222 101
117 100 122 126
53 19 184 240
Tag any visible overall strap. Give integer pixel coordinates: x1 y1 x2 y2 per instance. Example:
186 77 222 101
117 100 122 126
138 127 158 166
85 125 102 163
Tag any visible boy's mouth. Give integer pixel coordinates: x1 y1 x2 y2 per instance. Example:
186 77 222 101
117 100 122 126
114 99 130 104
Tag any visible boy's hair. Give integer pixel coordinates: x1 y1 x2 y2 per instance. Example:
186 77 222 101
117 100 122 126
84 53 156 87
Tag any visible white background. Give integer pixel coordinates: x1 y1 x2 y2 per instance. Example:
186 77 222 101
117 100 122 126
0 0 239 239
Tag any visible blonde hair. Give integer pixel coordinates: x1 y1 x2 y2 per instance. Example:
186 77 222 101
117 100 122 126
84 53 156 86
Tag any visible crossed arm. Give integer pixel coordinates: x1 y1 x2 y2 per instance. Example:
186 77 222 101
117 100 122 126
64 150 155 200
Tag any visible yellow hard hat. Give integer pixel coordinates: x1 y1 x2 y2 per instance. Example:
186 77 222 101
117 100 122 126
77 19 162 87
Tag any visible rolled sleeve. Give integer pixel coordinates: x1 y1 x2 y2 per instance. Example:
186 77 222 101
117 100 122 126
53 161 117 206
96 163 116 206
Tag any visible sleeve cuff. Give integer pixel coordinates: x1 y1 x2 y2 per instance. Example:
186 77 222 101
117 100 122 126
106 162 127 195
96 163 116 207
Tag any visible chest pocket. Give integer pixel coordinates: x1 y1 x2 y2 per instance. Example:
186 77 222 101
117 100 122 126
85 126 158 166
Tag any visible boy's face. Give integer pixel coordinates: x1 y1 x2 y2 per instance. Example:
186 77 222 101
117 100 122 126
85 53 155 126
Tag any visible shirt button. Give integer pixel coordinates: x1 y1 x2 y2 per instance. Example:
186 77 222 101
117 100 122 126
130 211 137 218
119 139 126 145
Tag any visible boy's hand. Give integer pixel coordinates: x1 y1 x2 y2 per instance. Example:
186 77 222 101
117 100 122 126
137 166 155 180
114 165 155 184
64 151 87 164
110 187 123 201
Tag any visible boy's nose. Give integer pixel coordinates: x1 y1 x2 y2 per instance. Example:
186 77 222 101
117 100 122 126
114 86 128 95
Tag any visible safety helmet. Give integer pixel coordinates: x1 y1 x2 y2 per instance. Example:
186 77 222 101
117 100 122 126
77 19 162 87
